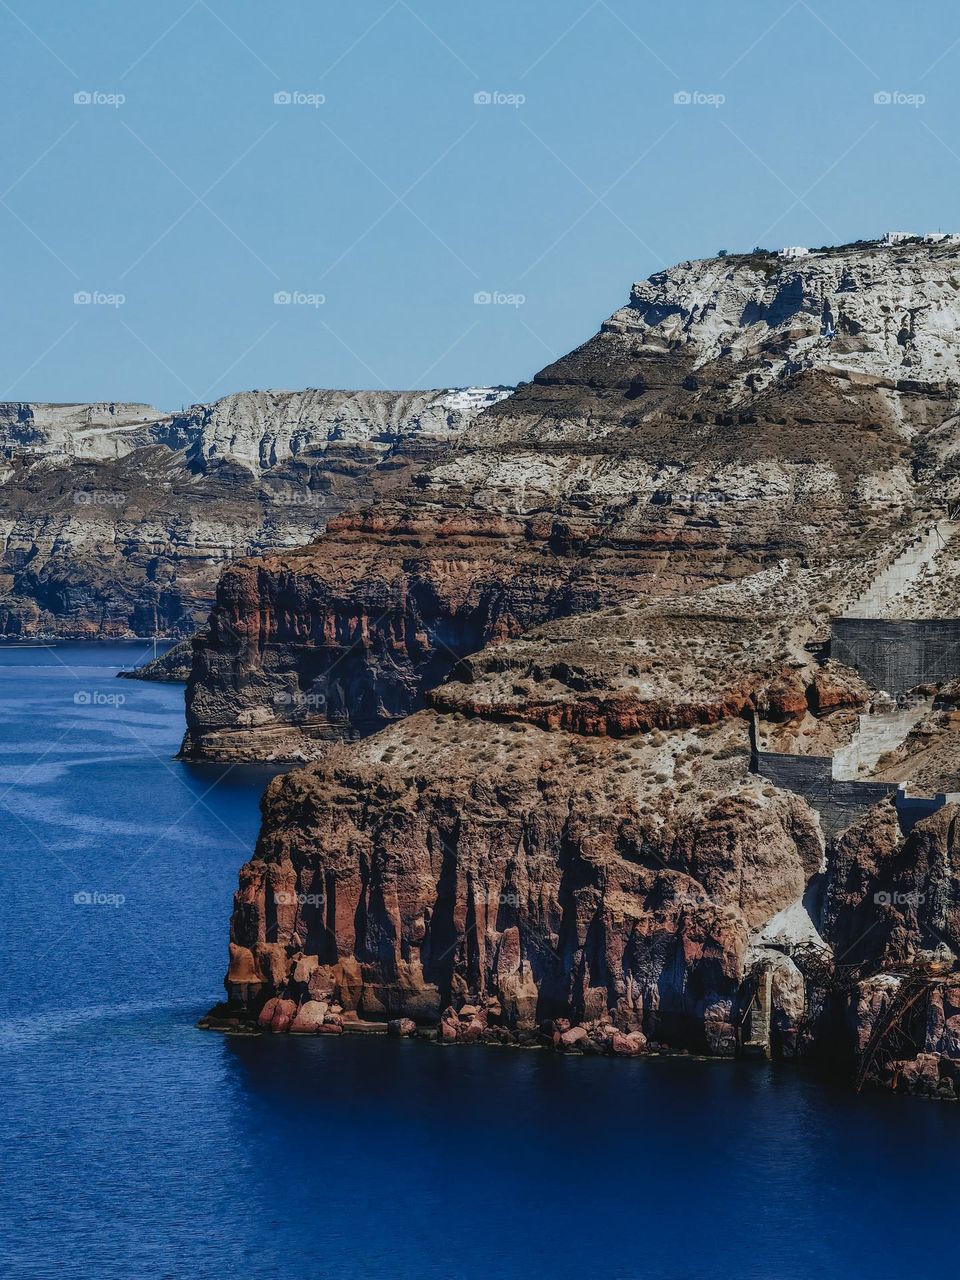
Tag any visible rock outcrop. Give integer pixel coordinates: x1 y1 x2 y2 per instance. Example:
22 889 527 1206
118 639 194 683
206 584 841 1050
221 716 822 1051
205 586 960 1083
0 388 506 638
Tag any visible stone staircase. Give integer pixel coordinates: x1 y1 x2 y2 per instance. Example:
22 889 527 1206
843 516 957 619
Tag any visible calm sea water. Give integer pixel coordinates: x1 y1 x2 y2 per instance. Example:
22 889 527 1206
0 644 957 1280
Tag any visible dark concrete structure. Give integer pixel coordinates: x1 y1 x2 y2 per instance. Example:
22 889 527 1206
753 749 899 837
895 788 960 834
831 618 960 695
748 612 960 838
751 742 956 838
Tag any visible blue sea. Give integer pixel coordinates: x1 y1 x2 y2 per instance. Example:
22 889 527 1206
0 644 956 1280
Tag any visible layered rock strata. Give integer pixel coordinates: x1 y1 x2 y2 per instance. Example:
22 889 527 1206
185 239 960 760
206 589 960 1092
0 389 505 638
205 590 842 1047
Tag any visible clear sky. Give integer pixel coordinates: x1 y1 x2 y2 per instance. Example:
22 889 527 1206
3 0 959 409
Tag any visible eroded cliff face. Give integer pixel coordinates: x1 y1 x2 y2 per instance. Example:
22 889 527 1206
208 587 960 1089
224 715 823 1051
200 240 960 1095
823 801 960 968
185 239 960 760
0 388 505 637
208 591 843 1049
181 534 625 759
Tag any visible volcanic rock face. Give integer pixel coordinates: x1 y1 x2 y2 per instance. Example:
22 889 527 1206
226 715 823 1050
823 801 960 968
211 583 955 1072
0 400 177 460
615 244 960 388
205 240 960 1089
215 588 845 1049
0 388 505 638
185 239 960 760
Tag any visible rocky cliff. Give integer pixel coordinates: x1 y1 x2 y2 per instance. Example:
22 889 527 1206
0 388 506 638
201 238 960 1094
208 578 960 1090
185 238 960 760
213 585 830 1039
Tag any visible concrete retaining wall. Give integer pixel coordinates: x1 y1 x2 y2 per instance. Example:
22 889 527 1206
896 790 960 834
832 701 933 779
896 792 941 833
831 618 960 695
754 747 956 837
754 750 898 836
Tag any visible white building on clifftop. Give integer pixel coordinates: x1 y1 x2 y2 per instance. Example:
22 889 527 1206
779 245 809 258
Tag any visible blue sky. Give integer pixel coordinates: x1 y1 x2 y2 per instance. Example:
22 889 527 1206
3 0 960 409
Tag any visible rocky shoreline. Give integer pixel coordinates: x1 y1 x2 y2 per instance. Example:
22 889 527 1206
197 999 960 1102
117 638 194 682
201 1001 694 1059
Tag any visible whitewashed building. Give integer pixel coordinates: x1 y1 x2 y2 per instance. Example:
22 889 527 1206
779 245 810 259
884 231 916 245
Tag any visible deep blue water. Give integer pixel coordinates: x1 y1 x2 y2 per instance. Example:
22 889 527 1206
0 645 957 1280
